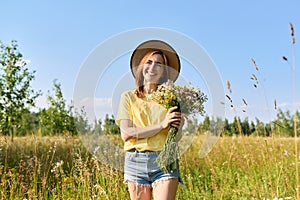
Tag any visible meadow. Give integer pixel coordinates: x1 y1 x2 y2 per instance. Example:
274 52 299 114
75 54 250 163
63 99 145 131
0 134 298 200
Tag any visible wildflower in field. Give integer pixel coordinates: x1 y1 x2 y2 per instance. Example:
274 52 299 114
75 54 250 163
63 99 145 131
273 197 292 200
147 80 207 172
51 160 64 173
63 177 71 184
284 149 289 157
94 184 107 196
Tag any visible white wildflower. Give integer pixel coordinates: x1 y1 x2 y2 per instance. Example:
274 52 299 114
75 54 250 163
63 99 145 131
50 160 64 173
284 149 289 157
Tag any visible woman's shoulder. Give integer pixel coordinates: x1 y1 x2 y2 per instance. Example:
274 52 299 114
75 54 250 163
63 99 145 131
121 89 136 98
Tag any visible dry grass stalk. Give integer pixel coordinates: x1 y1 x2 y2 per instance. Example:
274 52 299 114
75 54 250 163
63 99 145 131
289 22 299 200
226 94 233 108
226 80 232 93
249 58 274 136
250 74 259 88
251 57 259 71
251 74 258 81
282 56 288 61
241 98 248 113
242 98 248 106
292 37 295 44
225 94 232 103
289 22 296 44
224 82 243 135
289 22 294 36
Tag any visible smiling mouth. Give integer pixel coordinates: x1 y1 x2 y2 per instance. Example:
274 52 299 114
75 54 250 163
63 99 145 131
147 72 157 77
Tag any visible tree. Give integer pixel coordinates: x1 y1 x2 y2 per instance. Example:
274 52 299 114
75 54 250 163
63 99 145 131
103 114 120 134
223 118 232 136
295 111 300 137
18 110 39 136
39 80 77 135
254 118 266 136
91 118 102 134
230 117 243 136
274 109 294 137
0 40 40 141
241 117 251 136
184 118 198 134
198 115 210 134
73 107 90 134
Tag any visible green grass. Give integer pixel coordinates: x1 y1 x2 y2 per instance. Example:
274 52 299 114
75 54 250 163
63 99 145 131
0 135 298 199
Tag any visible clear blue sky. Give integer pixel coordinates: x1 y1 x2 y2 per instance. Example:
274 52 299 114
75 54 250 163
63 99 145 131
1 0 299 122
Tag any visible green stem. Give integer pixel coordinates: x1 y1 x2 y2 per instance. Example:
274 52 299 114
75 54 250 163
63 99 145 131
156 126 179 172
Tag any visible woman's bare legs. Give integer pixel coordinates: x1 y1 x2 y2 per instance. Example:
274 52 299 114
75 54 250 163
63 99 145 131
127 181 152 200
152 178 178 200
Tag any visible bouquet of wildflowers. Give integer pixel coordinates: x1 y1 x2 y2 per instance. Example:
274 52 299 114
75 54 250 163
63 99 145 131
148 80 207 172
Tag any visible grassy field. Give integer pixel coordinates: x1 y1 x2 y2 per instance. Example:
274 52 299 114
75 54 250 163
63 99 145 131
0 134 299 200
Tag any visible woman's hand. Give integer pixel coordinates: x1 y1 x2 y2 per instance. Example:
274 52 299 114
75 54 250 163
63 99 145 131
161 106 184 129
175 114 186 141
120 106 186 142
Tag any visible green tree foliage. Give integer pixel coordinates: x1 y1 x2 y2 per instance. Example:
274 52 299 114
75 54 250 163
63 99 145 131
73 107 90 134
241 117 253 136
197 116 210 134
197 111 299 137
223 119 232 136
231 117 242 135
39 80 77 136
273 109 299 137
184 118 198 134
103 114 120 134
0 40 40 140
18 110 39 136
92 118 102 134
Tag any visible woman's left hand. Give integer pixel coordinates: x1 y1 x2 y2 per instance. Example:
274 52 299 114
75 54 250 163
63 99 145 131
170 112 185 129
174 114 186 141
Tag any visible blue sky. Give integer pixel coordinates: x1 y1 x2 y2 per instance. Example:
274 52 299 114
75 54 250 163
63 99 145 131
1 0 299 122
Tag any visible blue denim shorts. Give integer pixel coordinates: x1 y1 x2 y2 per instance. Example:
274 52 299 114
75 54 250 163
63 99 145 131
124 150 183 187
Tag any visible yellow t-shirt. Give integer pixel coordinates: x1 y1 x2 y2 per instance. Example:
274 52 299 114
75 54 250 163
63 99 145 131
116 90 169 151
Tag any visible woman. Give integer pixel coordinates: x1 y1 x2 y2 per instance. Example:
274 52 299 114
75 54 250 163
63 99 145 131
116 40 184 200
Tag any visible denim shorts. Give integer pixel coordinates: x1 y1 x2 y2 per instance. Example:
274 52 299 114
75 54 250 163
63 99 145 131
124 150 183 187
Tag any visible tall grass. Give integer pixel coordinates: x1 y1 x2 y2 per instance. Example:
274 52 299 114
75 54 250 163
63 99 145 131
223 22 299 199
282 22 299 199
0 136 126 199
0 22 298 200
289 22 299 200
0 135 298 199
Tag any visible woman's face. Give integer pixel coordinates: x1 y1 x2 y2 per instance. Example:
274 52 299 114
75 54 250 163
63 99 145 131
142 53 165 84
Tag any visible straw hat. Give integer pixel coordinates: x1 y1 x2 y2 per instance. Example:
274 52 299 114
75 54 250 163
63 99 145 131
130 40 181 82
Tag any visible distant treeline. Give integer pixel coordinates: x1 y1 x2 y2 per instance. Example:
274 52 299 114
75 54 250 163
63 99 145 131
196 110 299 137
0 40 299 139
1 107 299 138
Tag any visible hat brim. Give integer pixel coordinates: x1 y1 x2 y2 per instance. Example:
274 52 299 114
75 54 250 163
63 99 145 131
130 40 181 82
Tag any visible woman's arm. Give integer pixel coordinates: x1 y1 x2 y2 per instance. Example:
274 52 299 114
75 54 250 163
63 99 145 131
120 119 164 141
120 106 182 142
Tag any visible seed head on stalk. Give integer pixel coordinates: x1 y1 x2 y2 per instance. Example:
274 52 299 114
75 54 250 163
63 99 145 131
226 80 232 93
288 21 299 200
242 98 248 106
251 57 259 71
